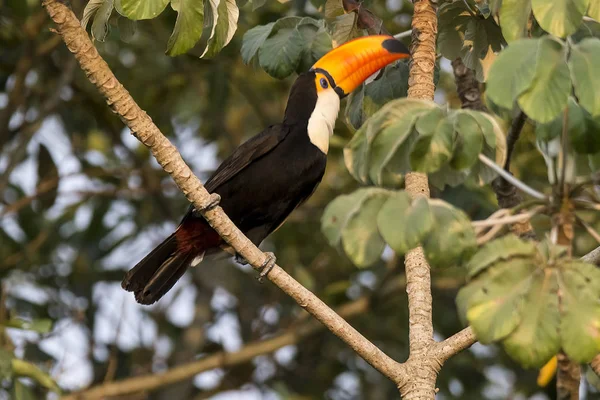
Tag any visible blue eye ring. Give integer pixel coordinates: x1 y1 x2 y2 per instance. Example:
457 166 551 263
320 77 329 89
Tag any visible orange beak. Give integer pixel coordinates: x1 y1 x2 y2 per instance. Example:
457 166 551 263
311 35 410 98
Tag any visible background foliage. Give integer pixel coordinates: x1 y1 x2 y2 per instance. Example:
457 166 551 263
1 0 600 399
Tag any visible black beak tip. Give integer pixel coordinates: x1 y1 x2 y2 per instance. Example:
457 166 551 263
382 38 410 56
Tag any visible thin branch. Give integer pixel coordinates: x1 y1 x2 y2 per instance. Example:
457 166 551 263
472 206 545 229
42 0 407 389
479 154 547 200
394 29 413 39
577 217 600 245
61 287 386 399
431 327 476 363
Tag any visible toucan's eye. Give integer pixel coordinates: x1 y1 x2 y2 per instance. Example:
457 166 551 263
320 77 329 89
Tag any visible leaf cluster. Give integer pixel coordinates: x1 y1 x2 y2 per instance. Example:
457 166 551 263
458 235 600 367
321 189 477 268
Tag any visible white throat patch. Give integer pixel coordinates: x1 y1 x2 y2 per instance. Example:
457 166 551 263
307 88 340 154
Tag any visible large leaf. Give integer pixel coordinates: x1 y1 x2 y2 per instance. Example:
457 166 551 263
89 0 114 42
377 192 434 255
345 62 410 130
296 19 332 73
410 108 454 173
241 22 275 64
559 261 600 362
421 199 477 268
321 188 391 267
486 38 540 109
450 111 484 170
115 0 169 19
466 234 537 278
517 37 571 123
500 0 532 42
330 12 360 47
457 258 537 343
166 0 205 56
258 17 305 79
344 99 437 186
531 0 589 38
201 0 239 58
503 269 560 368
437 1 504 81
569 38 600 117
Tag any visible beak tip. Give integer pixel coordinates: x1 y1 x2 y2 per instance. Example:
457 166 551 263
382 38 411 57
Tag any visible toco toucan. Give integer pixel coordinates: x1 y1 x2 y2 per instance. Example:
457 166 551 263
122 35 410 305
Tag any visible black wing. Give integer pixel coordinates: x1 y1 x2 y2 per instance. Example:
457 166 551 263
205 124 290 192
179 124 290 223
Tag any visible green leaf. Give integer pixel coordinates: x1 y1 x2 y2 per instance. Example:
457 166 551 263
559 261 600 362
37 144 58 211
201 0 239 58
421 200 477 267
344 99 437 186
517 37 571 123
466 234 537 278
258 18 305 79
569 38 600 117
91 0 114 42
0 349 13 380
115 0 169 19
166 0 205 56
241 22 275 64
377 193 434 254
437 1 504 81
296 19 332 73
12 359 60 392
321 188 391 267
410 108 454 173
457 258 537 343
535 97 584 142
13 380 37 400
589 0 600 19
330 12 359 47
345 62 410 130
500 0 532 42
503 269 560 368
4 318 53 334
486 38 540 109
450 111 484 170
531 0 589 38
82 0 104 30
324 0 344 18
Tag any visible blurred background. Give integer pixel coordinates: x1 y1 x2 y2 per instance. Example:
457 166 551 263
1 0 598 398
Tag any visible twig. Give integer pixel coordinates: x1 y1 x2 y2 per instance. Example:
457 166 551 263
394 29 413 39
60 290 381 399
479 154 547 200
42 0 408 389
472 206 544 229
576 217 600 245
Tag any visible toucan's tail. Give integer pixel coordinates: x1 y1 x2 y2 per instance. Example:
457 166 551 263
122 234 194 305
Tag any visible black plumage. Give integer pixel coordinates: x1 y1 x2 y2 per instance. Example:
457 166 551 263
122 72 327 304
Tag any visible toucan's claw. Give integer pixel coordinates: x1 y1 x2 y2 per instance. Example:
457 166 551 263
258 252 276 283
193 193 221 216
235 253 249 265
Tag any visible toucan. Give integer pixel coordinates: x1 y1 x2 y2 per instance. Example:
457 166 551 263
122 35 410 305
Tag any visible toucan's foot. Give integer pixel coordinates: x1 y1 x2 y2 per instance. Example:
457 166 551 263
258 252 276 283
235 253 249 266
193 193 221 216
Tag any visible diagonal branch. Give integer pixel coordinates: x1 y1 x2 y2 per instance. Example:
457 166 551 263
41 0 408 390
